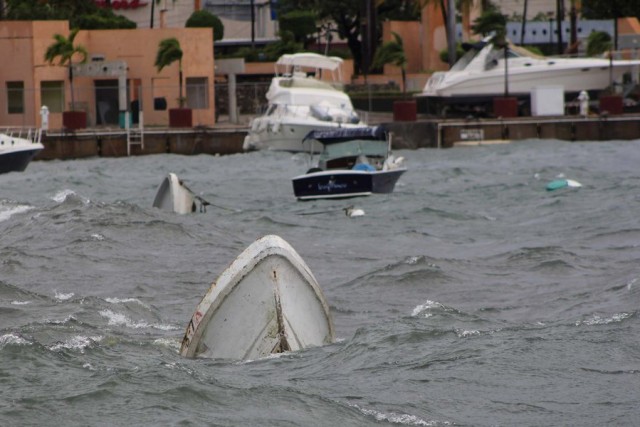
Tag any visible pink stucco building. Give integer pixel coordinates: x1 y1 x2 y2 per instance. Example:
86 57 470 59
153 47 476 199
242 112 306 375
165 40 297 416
0 20 216 130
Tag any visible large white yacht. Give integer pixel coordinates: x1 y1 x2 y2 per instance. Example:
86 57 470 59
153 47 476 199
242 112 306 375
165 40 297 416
242 53 367 153
421 36 640 104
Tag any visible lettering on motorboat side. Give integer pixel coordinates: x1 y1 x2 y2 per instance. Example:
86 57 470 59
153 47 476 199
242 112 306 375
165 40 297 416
317 178 348 192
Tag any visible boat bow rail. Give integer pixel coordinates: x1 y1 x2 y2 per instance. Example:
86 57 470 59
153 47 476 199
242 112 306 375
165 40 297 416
0 127 43 145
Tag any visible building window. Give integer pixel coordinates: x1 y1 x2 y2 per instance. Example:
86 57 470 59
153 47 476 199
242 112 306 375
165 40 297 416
7 81 25 114
41 81 65 113
186 77 209 109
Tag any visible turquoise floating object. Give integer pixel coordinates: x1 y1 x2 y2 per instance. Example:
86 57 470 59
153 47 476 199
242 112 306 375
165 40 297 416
546 179 582 191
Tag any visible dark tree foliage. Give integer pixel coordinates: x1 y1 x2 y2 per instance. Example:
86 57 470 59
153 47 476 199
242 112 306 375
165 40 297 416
5 0 136 29
377 0 420 21
581 0 639 20
276 0 418 74
185 9 224 42
279 10 318 48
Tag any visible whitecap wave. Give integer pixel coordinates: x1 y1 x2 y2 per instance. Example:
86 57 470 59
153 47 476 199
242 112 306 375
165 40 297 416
11 300 31 305
99 309 179 330
91 233 105 241
349 404 445 426
51 189 90 204
49 335 103 352
411 300 445 318
54 291 74 301
576 312 632 326
47 315 77 325
405 256 421 265
0 202 32 223
0 333 32 347
456 329 480 338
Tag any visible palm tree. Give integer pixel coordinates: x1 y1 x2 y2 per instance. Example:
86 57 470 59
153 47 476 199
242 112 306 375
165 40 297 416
372 32 408 94
44 28 88 112
155 37 185 107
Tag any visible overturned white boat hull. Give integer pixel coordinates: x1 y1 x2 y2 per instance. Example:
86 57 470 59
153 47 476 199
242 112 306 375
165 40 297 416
180 235 335 360
152 173 197 214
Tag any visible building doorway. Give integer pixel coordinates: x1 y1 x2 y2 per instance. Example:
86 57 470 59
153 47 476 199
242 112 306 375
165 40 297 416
95 80 120 125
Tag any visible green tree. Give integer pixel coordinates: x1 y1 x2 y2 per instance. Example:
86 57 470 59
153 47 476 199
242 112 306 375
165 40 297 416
276 0 409 74
471 10 506 38
185 9 224 42
6 0 136 29
44 28 88 112
371 31 407 93
586 31 612 56
279 10 318 48
155 38 185 108
582 0 639 20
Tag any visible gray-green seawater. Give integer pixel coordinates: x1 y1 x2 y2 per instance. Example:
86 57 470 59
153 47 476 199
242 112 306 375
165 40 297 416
1 139 639 426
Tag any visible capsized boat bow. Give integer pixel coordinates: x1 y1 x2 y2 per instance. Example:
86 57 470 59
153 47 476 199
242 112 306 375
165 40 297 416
180 235 335 360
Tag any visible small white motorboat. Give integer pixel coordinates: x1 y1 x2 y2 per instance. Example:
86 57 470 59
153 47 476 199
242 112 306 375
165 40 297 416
152 173 208 214
291 127 407 200
180 235 335 360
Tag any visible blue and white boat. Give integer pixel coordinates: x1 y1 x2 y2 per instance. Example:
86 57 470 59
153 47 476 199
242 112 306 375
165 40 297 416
292 127 406 200
0 128 44 174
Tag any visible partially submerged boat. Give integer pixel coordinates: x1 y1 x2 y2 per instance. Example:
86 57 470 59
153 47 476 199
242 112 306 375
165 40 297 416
420 35 640 113
242 53 368 153
0 128 44 174
152 173 208 214
292 127 407 200
180 235 335 360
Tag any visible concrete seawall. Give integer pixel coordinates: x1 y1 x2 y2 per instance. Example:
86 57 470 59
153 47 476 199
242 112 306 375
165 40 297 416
36 128 247 160
33 114 640 160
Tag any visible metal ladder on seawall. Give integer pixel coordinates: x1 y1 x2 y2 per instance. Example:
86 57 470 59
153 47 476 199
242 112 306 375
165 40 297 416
126 111 144 156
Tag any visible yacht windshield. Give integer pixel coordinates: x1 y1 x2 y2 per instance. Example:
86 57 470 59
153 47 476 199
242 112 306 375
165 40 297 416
450 48 480 71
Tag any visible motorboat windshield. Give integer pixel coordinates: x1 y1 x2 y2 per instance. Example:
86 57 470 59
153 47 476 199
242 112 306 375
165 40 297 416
450 42 487 71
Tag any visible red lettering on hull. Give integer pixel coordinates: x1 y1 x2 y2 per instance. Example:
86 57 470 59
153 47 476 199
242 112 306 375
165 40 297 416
94 0 149 9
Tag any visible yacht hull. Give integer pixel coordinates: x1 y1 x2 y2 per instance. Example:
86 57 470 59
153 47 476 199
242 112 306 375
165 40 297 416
244 119 366 153
424 62 638 98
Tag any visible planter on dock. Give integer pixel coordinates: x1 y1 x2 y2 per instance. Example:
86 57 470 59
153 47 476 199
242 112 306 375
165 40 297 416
63 111 87 130
599 95 623 115
393 100 417 122
169 108 192 128
493 97 518 118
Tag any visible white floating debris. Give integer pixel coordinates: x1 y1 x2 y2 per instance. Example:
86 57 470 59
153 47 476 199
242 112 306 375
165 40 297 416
344 206 365 217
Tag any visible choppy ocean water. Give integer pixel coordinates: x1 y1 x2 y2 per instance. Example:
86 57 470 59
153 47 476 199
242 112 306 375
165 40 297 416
1 138 640 426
